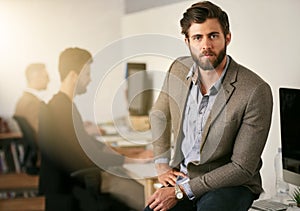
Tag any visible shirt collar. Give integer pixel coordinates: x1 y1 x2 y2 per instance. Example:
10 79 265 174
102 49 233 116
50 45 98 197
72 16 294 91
186 55 230 94
25 87 48 102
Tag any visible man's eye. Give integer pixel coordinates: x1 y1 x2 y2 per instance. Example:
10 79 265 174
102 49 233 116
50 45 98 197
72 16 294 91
193 36 201 41
210 34 218 39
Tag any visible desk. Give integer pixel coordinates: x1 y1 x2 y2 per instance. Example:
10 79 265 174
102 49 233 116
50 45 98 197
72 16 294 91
0 137 42 210
106 163 159 206
122 163 160 205
97 129 152 145
0 196 45 211
97 126 157 205
0 173 39 192
0 132 22 140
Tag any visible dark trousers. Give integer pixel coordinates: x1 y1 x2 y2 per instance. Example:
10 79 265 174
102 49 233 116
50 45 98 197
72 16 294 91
144 186 257 211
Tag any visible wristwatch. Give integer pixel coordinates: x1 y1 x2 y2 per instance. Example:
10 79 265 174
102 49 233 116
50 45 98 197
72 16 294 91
175 184 184 200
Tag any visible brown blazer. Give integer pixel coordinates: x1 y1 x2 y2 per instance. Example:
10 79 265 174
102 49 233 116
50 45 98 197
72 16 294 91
150 56 273 198
15 91 42 135
46 92 125 171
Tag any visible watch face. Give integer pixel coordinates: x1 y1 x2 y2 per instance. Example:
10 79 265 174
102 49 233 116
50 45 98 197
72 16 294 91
176 192 183 199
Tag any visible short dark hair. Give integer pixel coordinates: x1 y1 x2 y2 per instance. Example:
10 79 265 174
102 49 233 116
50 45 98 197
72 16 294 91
58 47 92 81
180 1 230 38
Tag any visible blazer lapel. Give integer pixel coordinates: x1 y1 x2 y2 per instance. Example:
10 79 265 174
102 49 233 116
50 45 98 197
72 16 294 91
173 57 194 134
171 58 193 166
200 58 239 153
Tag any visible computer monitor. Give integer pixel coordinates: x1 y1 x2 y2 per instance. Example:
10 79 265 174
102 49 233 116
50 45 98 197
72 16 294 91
279 87 300 186
126 63 153 116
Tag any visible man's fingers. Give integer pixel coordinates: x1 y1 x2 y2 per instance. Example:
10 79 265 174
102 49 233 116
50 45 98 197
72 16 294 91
146 193 157 206
162 181 169 187
173 171 186 177
149 198 162 210
153 203 164 211
158 169 186 187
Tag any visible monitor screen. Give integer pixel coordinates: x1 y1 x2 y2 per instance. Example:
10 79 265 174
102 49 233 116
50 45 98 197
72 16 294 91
126 63 153 116
279 87 300 186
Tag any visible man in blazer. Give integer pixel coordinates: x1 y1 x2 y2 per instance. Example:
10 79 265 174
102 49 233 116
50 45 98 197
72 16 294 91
14 63 49 173
15 63 49 136
146 1 273 211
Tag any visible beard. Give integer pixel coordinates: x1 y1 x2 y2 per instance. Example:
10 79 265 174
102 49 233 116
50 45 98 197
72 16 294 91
75 81 88 95
76 86 87 95
190 45 227 71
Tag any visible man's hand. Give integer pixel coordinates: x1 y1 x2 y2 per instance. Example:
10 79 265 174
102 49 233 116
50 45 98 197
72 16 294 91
147 187 178 211
156 163 186 187
84 121 106 136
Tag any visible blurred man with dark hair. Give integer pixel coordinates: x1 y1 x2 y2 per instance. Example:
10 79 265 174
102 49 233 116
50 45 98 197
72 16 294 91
40 47 150 211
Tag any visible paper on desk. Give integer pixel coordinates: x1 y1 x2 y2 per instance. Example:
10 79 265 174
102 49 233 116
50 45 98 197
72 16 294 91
95 135 151 147
123 163 157 178
99 125 118 135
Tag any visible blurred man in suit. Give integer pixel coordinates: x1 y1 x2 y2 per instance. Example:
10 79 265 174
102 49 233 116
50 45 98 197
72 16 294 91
15 63 49 136
14 63 49 173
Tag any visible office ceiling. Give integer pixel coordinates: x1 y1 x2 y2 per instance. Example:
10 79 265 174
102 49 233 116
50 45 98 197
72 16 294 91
124 0 186 14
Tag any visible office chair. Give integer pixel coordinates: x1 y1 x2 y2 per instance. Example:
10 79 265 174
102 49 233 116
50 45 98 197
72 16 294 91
13 115 39 175
37 102 89 211
37 102 132 211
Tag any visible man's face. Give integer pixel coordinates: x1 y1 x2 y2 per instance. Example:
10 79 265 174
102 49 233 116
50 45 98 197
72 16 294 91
76 64 91 95
34 68 49 90
185 18 231 71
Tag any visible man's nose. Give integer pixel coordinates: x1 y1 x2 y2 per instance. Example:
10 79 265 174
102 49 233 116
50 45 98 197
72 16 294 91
201 37 212 50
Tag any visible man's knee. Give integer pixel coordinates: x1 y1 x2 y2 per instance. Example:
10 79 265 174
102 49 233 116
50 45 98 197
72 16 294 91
195 187 255 211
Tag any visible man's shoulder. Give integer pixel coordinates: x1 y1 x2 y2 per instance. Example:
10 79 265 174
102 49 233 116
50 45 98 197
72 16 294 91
48 92 70 108
21 92 39 101
176 56 193 62
228 57 270 85
173 56 193 68
15 92 40 110
167 56 193 77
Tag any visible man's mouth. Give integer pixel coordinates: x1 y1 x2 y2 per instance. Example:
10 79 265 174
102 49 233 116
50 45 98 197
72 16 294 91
201 54 214 59
200 51 214 58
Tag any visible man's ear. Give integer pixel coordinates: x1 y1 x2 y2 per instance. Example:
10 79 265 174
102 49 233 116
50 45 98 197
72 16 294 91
184 37 190 46
225 33 231 46
67 70 78 81
62 70 78 85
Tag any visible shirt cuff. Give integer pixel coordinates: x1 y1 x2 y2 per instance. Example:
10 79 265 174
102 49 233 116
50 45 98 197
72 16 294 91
154 158 169 164
180 182 195 200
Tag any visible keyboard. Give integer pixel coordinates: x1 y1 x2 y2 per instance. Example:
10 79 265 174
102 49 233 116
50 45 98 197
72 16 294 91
251 199 288 211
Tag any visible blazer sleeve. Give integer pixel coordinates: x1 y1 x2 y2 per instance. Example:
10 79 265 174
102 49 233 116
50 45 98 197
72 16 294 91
150 62 174 161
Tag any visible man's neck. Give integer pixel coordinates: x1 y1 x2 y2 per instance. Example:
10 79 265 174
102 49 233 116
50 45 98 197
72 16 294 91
59 71 78 100
60 81 75 100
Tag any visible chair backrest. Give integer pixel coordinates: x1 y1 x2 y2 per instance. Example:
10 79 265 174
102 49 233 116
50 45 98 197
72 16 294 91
37 102 104 211
13 116 36 146
37 102 72 195
37 102 56 161
13 115 39 174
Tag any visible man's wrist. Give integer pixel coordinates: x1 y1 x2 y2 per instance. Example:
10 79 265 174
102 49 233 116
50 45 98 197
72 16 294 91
180 182 195 200
155 162 171 175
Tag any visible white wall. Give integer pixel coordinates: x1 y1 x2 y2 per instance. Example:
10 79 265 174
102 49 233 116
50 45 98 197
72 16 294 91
121 0 300 198
0 0 124 122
